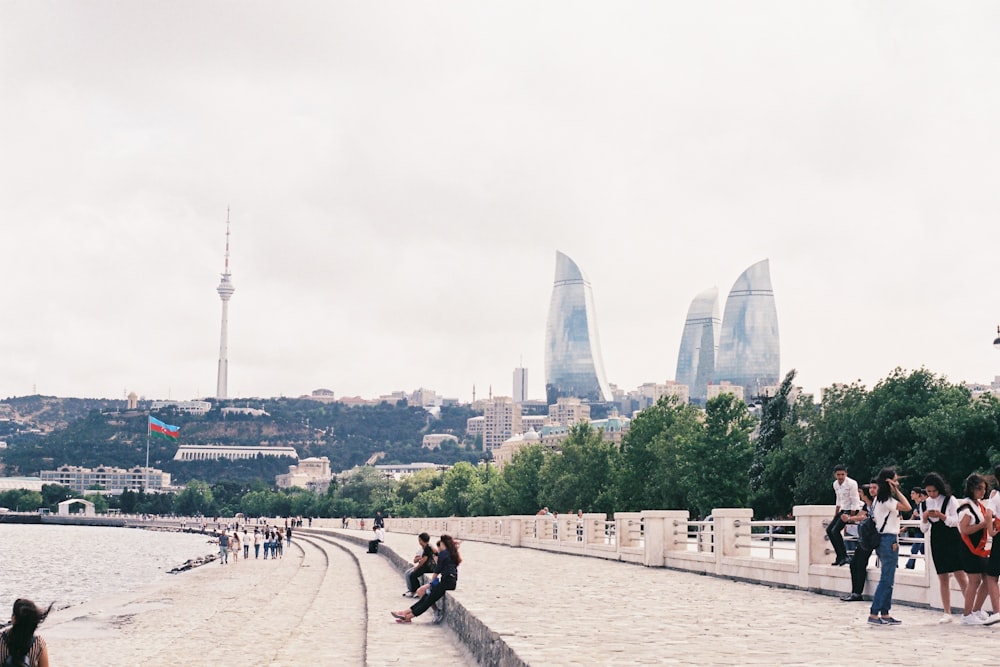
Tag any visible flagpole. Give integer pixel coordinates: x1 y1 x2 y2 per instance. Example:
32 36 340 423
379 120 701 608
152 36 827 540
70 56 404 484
146 417 151 491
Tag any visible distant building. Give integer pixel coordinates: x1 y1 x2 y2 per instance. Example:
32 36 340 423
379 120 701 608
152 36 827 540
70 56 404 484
422 433 458 449
127 392 138 410
520 415 547 434
173 444 298 461
707 382 745 402
714 259 780 400
41 465 171 494
466 415 485 438
675 287 721 404
220 407 269 417
371 463 449 480
493 428 543 469
151 400 212 415
548 397 591 426
0 476 44 492
409 388 440 408
484 396 522 452
302 388 337 403
544 250 612 404
513 367 528 404
276 456 332 492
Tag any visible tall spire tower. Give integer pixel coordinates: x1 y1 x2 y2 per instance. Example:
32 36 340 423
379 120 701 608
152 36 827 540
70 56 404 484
215 208 235 399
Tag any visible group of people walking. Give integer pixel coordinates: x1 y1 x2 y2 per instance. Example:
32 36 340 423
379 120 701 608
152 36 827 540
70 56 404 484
830 464 1000 626
217 525 291 564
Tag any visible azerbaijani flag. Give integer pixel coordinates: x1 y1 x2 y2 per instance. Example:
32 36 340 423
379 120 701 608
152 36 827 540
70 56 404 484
149 416 180 440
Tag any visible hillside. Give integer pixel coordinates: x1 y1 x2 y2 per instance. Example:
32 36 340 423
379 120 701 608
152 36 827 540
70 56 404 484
0 397 481 484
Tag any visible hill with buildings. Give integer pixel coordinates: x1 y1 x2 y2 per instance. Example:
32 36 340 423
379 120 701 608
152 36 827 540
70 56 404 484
0 397 481 484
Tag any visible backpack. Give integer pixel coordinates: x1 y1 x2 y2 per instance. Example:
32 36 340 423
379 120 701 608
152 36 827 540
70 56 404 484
1 631 33 667
858 507 890 551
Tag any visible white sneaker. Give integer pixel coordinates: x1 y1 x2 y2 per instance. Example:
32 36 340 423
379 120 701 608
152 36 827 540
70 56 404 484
962 614 986 625
984 613 1000 626
976 610 990 621
938 614 953 624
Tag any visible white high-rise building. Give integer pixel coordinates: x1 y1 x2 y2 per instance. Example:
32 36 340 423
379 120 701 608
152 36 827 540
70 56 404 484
216 210 235 399
513 367 528 404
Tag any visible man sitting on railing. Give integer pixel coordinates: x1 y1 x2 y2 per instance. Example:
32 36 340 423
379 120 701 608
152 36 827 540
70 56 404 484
828 464 863 566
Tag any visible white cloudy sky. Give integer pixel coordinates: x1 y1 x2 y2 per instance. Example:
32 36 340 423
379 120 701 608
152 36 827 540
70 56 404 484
2 2 999 403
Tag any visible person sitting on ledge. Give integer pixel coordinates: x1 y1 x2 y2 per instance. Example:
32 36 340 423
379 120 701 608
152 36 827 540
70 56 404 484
0 598 53 667
391 534 461 623
368 525 385 553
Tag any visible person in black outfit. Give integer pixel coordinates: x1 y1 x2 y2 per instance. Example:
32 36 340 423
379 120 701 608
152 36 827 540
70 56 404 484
404 532 436 597
391 534 461 623
374 511 385 529
841 479 878 602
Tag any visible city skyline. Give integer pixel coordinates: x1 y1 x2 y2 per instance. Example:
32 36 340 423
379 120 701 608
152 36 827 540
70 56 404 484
2 4 1000 403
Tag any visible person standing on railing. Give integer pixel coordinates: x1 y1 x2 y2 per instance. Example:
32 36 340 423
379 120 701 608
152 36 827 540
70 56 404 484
828 464 863 567
920 472 968 623
867 467 911 625
841 479 877 602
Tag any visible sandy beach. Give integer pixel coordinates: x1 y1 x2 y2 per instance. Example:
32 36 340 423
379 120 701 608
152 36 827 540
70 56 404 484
40 530 474 666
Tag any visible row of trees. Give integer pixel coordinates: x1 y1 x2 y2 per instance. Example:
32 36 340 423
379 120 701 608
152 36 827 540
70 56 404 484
5 369 996 520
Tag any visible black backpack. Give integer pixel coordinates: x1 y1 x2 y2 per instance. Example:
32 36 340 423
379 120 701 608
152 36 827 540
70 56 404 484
858 508 890 551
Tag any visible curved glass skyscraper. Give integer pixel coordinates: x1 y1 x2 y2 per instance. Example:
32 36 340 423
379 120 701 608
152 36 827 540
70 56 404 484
544 251 612 405
675 287 721 404
714 259 780 400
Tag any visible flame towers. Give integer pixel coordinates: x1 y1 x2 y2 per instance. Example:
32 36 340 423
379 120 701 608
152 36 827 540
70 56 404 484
215 210 235 400
713 259 780 400
544 251 612 404
675 287 721 404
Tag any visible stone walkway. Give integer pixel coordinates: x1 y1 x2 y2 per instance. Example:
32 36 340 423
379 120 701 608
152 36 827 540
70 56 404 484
325 527 1000 666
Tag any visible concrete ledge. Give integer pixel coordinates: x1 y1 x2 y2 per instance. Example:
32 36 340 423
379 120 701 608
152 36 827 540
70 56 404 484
308 529 528 667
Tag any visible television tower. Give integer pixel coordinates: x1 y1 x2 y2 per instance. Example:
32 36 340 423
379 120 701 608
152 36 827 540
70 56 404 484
216 208 235 399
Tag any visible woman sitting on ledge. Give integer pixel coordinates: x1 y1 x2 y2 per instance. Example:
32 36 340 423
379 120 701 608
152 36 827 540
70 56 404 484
391 534 461 623
1 598 53 667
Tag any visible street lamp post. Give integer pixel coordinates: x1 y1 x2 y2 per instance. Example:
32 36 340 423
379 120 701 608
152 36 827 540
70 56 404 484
994 326 1000 349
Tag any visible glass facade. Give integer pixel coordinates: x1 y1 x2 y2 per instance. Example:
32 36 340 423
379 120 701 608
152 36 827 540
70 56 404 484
544 251 612 405
714 259 780 400
675 287 721 404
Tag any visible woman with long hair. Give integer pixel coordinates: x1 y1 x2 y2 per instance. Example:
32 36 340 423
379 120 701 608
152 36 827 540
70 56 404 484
840 479 877 602
0 598 52 667
391 534 462 623
956 473 1000 625
867 467 911 625
920 472 969 623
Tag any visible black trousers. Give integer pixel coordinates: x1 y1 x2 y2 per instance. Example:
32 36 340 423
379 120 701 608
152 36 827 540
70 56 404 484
850 545 874 595
827 512 849 561
408 568 430 594
410 576 457 617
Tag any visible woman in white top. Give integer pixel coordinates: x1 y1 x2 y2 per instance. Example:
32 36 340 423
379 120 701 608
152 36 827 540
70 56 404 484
867 467 911 625
956 473 999 625
920 472 969 623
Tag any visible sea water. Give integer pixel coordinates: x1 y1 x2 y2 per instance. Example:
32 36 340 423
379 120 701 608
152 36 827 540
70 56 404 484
0 524 215 611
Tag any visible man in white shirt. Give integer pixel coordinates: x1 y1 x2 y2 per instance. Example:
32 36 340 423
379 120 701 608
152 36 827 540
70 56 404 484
828 464 863 566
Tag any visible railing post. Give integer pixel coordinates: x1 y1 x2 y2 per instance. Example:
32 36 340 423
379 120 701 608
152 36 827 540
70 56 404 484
509 517 522 548
640 510 686 566
711 508 753 560
793 505 830 587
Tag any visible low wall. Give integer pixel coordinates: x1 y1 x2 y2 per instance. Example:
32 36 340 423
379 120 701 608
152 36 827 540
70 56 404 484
383 506 945 611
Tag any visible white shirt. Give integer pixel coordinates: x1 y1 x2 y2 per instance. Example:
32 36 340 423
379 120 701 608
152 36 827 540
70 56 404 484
833 477 863 511
957 497 986 530
920 494 959 533
871 497 901 536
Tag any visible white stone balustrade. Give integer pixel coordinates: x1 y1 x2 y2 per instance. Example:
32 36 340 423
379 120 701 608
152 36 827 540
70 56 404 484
385 505 941 609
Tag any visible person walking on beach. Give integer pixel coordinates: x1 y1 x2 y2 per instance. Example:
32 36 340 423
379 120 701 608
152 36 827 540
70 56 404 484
275 531 284 559
230 530 241 563
1 599 52 667
218 530 230 565
243 529 250 559
867 467 911 625
391 534 462 624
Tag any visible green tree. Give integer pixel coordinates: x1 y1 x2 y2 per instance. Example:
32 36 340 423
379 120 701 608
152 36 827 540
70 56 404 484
174 480 215 516
679 393 755 517
538 422 619 514
496 445 546 515
616 396 702 511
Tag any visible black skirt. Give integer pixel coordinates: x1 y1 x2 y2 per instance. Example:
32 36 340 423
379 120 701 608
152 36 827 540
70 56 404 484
929 521 964 574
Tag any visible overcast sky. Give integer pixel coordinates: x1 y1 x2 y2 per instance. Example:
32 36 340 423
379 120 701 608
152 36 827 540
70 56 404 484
2 2 999 403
